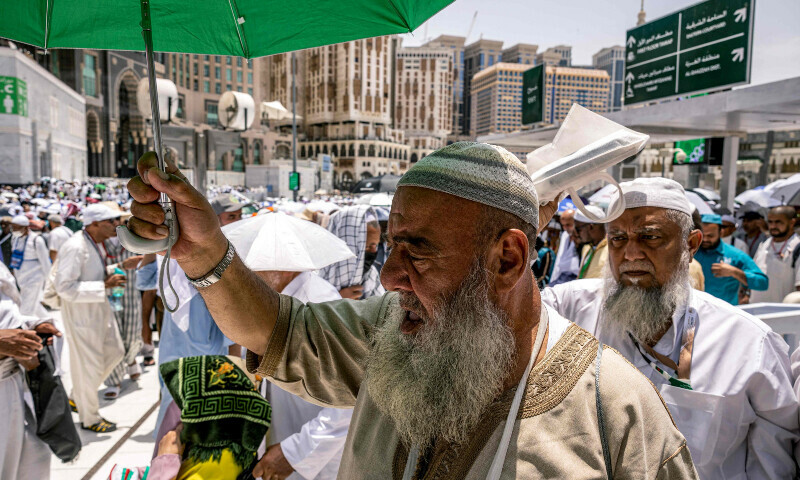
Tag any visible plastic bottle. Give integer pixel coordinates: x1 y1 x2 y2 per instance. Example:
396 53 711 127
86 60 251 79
109 267 126 312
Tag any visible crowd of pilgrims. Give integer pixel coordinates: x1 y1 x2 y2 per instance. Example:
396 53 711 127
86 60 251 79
1 165 800 479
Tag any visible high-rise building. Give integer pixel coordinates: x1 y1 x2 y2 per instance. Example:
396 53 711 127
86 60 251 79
592 46 625 112
424 35 465 137
462 39 503 137
535 45 572 67
544 66 609 123
470 63 610 137
395 44 453 162
260 37 411 190
469 62 528 138
501 43 538 65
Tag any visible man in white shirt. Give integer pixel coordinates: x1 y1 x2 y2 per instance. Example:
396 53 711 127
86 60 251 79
542 177 799 479
251 270 352 480
9 215 51 319
750 206 800 303
548 209 579 285
47 215 74 261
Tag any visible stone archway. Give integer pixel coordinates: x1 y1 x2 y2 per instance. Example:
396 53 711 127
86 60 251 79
86 110 102 176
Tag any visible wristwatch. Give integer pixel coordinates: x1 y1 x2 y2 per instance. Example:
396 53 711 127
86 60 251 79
186 240 236 288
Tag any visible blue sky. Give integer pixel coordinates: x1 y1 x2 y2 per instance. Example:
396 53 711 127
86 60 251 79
401 0 799 86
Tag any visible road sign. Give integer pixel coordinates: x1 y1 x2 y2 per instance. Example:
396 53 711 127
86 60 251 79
289 171 300 191
522 65 545 125
0 76 27 116
624 0 754 105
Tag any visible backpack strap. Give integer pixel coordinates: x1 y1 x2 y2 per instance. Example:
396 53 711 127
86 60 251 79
792 243 800 269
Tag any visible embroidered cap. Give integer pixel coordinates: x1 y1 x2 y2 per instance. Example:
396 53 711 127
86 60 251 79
701 213 723 225
397 142 538 229
573 205 605 225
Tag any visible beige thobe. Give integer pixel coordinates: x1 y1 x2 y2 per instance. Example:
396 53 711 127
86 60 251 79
248 293 697 479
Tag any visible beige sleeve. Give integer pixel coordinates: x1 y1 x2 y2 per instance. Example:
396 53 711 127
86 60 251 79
599 348 699 479
246 292 397 409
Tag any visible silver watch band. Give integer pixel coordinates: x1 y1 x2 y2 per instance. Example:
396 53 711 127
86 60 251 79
186 240 236 289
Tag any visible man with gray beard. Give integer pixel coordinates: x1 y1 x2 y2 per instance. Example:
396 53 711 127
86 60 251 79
542 177 799 479
125 144 696 478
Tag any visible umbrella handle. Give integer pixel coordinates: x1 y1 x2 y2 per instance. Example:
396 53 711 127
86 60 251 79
116 200 179 254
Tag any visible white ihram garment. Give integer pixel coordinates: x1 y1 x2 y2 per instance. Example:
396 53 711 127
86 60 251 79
749 234 800 303
48 225 74 256
548 231 579 285
261 271 353 480
11 233 51 319
542 279 799 480
0 263 51 479
54 232 124 426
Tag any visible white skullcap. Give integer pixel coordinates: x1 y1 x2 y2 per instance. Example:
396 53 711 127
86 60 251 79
573 205 606 224
82 204 121 225
608 177 692 216
721 214 736 225
11 215 29 227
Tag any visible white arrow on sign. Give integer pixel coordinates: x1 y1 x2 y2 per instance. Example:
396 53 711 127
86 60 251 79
627 36 636 48
731 48 745 62
625 72 635 82
734 7 747 23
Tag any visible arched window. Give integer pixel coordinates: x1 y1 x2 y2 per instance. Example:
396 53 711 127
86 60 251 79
368 144 375 156
232 143 245 172
276 144 291 159
358 144 366 156
300 146 306 158
410 153 418 163
349 144 355 156
253 142 261 165
315 145 320 156
322 144 329 154
331 144 338 156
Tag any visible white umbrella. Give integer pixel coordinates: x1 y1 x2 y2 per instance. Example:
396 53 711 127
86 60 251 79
734 188 780 208
222 212 354 272
306 200 339 214
685 191 714 215
767 174 800 205
588 184 618 208
689 188 721 202
356 193 392 207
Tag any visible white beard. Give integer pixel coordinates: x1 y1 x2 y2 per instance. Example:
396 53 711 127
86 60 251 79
365 261 516 449
602 252 691 344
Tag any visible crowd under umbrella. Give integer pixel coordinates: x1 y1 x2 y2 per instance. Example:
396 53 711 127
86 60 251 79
734 187 781 209
351 174 402 194
765 175 800 206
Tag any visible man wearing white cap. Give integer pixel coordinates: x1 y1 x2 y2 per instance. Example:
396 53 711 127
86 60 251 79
542 177 799 479
9 215 51 319
127 145 697 478
47 214 74 261
53 204 125 433
573 205 607 279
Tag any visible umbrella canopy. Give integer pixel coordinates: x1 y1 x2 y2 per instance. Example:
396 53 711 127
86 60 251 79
351 175 402 194
767 175 800 205
222 212 354 272
735 187 781 208
588 184 618 208
2 1 453 59
685 191 714 215
688 188 721 203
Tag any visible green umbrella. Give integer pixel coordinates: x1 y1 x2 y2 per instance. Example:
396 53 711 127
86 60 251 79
0 0 453 255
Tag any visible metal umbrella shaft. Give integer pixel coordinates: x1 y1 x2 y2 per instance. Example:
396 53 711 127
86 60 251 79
141 0 169 205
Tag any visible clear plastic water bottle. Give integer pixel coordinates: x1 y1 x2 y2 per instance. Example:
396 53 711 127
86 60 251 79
109 267 126 312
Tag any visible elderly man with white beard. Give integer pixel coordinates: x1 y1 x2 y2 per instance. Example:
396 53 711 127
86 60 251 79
542 177 799 479
126 143 697 479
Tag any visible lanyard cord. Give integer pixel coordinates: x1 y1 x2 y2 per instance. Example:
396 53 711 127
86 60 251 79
0 233 10 246
578 246 595 279
771 238 790 258
158 246 179 313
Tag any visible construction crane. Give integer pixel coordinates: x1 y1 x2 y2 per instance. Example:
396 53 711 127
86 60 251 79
465 11 478 43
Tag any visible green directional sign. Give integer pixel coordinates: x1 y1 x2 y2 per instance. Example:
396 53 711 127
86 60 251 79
522 65 545 125
289 171 300 191
0 76 27 116
624 0 754 106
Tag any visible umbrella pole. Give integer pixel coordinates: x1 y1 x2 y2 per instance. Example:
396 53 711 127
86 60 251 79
140 0 169 206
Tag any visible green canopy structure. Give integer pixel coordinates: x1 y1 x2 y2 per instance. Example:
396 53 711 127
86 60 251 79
2 0 453 59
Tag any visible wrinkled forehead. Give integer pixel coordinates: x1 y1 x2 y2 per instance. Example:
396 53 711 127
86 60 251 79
389 186 483 242
607 206 679 234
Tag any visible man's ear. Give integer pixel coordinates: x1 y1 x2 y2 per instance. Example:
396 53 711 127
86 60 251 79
490 229 529 294
688 229 703 255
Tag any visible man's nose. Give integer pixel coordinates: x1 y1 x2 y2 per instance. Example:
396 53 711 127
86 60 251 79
623 239 646 261
380 251 411 293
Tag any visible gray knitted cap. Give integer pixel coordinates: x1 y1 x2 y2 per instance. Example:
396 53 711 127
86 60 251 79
398 142 538 229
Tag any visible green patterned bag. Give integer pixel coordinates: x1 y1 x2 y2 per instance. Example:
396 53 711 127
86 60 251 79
160 355 271 470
